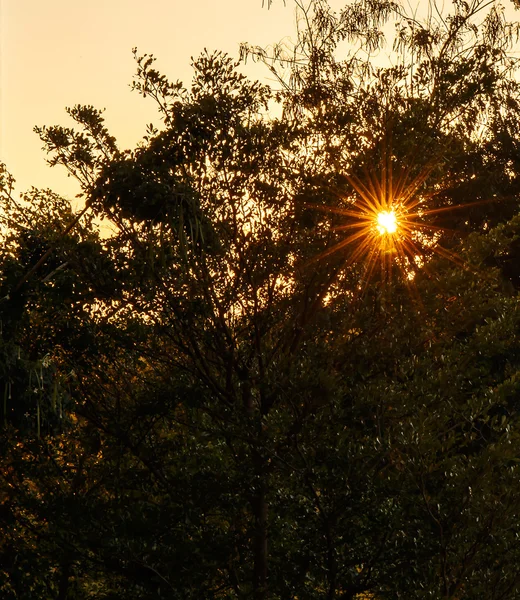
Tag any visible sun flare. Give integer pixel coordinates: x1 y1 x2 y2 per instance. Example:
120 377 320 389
305 137 473 294
376 210 398 235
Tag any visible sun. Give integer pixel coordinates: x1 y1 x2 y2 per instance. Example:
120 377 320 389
308 159 428 281
305 137 474 293
376 210 398 235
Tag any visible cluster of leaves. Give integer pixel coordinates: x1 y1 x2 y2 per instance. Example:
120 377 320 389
3 1 520 599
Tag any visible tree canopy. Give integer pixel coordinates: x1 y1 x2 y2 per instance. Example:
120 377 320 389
3 1 520 598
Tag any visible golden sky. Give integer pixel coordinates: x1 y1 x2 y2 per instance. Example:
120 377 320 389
0 0 309 198
2 0 517 201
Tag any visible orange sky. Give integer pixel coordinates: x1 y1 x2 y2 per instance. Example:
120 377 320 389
2 0 518 201
0 0 307 198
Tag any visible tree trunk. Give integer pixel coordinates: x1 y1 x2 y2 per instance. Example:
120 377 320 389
243 373 268 599
252 450 268 600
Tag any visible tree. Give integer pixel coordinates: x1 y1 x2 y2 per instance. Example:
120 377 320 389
3 0 520 598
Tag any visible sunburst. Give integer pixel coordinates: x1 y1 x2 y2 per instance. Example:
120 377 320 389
306 141 477 295
376 210 398 235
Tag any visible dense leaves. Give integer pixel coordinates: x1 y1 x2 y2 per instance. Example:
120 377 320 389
3 1 520 598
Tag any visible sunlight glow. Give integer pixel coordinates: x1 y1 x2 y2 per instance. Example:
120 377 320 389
304 135 477 297
376 210 398 235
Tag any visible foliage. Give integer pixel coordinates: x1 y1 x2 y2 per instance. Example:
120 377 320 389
2 1 520 599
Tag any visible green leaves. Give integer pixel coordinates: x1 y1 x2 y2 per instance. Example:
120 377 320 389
5 1 520 598
35 106 119 192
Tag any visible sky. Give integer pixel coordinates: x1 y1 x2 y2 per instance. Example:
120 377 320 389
2 0 518 201
0 0 318 199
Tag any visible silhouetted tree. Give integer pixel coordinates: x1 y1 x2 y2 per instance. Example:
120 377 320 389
3 1 520 598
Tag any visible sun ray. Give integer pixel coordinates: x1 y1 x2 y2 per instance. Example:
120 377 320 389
304 136 482 300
